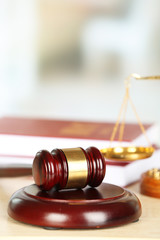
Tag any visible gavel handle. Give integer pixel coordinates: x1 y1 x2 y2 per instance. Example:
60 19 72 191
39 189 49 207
0 167 32 177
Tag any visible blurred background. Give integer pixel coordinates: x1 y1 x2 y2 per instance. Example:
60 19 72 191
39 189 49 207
0 0 160 129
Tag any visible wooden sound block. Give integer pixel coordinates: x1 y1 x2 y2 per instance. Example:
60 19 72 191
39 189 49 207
8 183 141 229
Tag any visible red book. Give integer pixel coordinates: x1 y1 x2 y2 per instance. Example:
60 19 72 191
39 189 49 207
0 117 159 186
0 116 156 141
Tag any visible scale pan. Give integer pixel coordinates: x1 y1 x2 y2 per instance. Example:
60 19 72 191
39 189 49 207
101 146 154 161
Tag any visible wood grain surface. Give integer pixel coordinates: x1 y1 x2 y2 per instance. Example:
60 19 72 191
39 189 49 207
0 176 160 239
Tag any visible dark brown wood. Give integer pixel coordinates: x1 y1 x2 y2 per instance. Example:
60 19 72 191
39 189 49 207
0 168 32 177
8 183 141 229
84 147 106 187
32 147 106 190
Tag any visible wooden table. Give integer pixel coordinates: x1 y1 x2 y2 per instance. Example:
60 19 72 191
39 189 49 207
0 176 160 239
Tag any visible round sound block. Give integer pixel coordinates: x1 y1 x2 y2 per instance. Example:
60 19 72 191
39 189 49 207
8 183 141 229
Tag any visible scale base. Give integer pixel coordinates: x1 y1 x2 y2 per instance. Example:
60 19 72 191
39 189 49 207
8 183 141 229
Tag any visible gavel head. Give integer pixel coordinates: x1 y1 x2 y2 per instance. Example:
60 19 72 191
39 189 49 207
32 146 106 191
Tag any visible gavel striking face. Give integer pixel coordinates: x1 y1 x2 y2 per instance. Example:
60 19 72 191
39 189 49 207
32 146 106 190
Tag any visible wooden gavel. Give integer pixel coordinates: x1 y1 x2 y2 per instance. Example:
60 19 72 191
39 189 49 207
32 146 106 190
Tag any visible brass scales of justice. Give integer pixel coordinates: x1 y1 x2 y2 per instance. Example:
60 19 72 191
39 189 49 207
8 73 160 229
101 73 160 162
